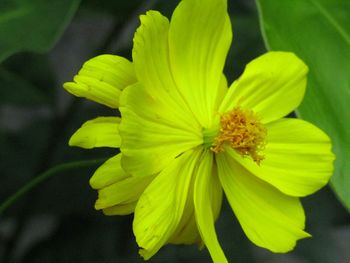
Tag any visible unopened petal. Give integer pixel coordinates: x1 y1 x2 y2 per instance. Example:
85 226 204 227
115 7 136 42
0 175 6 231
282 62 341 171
63 55 136 108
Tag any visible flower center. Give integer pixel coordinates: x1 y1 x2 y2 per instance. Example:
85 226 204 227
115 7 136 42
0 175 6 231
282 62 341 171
211 107 267 164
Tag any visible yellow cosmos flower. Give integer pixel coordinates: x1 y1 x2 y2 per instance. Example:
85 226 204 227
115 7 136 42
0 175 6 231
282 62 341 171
63 0 335 262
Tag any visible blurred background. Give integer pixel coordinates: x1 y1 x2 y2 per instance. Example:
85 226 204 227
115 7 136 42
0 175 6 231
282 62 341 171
0 0 349 262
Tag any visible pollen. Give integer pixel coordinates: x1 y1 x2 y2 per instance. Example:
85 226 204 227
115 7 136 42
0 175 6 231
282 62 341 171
211 107 267 164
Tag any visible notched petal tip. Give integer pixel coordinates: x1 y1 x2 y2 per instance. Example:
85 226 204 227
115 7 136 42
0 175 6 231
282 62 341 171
271 230 311 254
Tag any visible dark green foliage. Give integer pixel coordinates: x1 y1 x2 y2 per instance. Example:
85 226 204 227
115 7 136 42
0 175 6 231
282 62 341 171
256 0 350 212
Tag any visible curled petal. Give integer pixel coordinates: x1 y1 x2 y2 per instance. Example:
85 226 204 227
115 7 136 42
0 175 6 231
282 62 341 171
64 55 136 108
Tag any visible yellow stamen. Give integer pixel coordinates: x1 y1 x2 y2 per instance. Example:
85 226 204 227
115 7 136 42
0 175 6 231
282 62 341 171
211 107 267 164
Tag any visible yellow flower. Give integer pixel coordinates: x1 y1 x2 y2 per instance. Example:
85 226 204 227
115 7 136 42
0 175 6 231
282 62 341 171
63 0 335 262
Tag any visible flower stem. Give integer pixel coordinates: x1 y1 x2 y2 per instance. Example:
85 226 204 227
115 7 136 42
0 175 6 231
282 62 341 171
0 159 105 215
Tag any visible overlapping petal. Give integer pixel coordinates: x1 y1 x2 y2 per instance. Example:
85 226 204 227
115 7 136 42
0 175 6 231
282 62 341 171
95 174 153 210
194 151 226 263
169 213 201 245
230 118 334 196
102 203 137 216
91 154 153 216
93 153 154 213
90 154 128 190
169 0 232 127
132 10 197 126
69 117 121 149
64 55 136 108
169 170 201 246
133 149 201 259
217 152 310 252
219 52 308 123
119 83 202 177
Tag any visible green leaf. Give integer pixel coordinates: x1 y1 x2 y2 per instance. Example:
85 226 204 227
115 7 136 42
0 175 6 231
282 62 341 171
256 0 350 212
0 0 81 63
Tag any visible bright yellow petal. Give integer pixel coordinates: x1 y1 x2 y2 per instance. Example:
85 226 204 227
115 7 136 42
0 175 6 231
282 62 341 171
103 202 136 216
230 118 335 197
169 213 201 245
120 83 202 177
169 167 201 246
219 52 308 123
217 153 310 253
194 151 227 263
95 174 154 210
92 153 153 215
133 149 201 260
169 0 232 127
63 55 136 108
132 10 197 125
89 154 128 190
215 75 229 112
69 117 121 149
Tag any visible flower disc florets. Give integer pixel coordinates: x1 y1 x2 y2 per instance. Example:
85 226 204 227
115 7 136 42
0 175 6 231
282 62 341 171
211 107 267 164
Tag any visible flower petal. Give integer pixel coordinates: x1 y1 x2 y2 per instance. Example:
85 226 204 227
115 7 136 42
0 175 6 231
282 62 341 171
169 213 201 245
95 175 154 210
219 52 308 123
120 83 202 177
194 151 227 263
69 117 121 149
92 153 154 214
217 153 310 253
230 118 335 197
169 167 201 246
132 10 197 125
102 202 137 216
63 55 136 108
133 149 201 260
89 154 128 190
169 0 232 127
